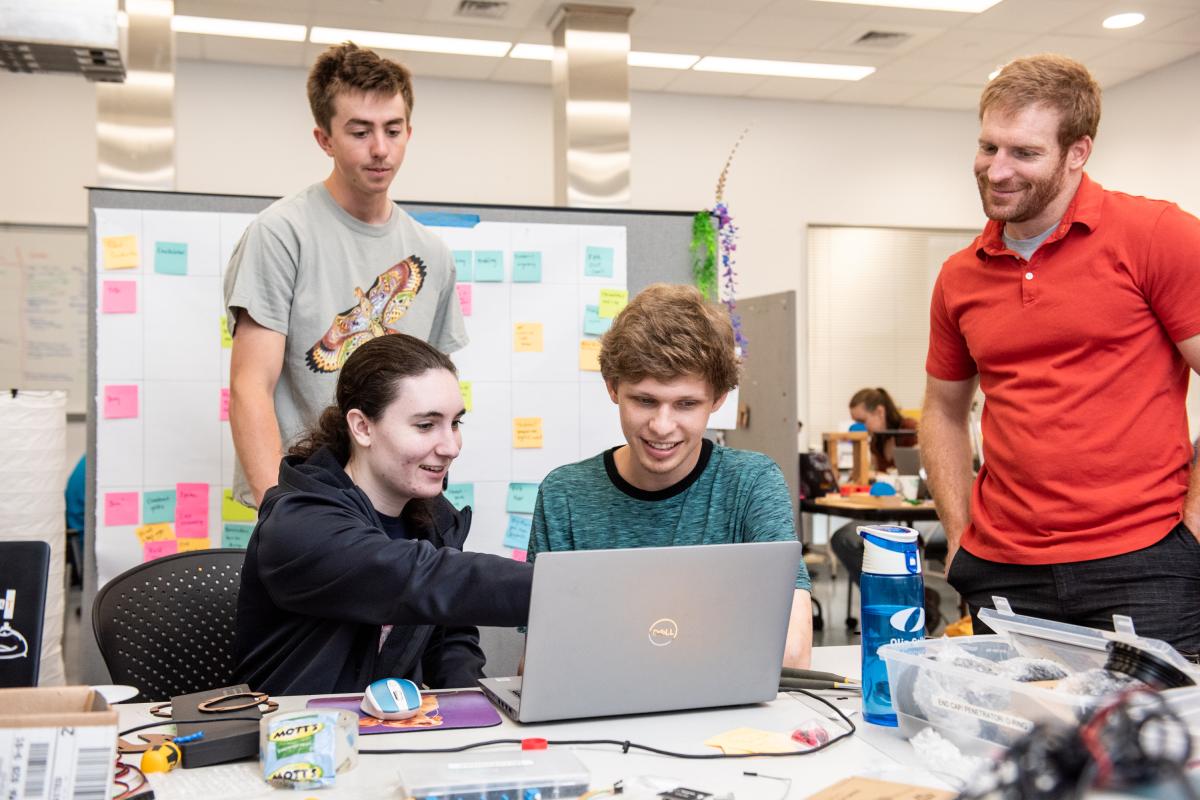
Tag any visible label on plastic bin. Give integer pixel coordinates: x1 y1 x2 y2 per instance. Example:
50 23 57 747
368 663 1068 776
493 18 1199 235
931 693 1034 732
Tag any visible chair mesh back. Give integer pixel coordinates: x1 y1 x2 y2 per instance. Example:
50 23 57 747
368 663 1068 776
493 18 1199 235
92 549 245 702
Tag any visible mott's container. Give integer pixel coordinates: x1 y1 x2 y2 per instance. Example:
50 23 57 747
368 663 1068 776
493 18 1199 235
858 524 925 727
260 710 358 790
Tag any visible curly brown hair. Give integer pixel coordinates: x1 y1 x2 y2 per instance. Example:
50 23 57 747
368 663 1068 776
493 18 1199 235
307 42 415 133
599 283 740 396
981 53 1101 151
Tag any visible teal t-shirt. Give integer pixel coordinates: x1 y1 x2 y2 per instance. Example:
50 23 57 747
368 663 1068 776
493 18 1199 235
528 439 810 591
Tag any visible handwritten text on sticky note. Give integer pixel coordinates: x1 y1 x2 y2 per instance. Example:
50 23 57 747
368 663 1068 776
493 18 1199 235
104 492 139 526
459 381 473 412
473 250 504 282
143 490 176 524
154 241 188 275
512 251 542 283
222 489 256 522
102 235 139 270
503 515 532 550
444 483 474 510
222 523 254 549
583 305 613 336
452 250 473 281
176 483 210 538
136 523 174 543
585 246 614 278
513 417 544 449
220 315 233 349
456 283 472 316
598 289 629 319
579 339 601 371
513 322 544 353
143 540 178 562
219 388 230 421
101 280 137 314
103 385 139 419
506 482 539 514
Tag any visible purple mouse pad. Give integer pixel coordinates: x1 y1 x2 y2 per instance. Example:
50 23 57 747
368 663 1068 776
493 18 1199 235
306 689 503 734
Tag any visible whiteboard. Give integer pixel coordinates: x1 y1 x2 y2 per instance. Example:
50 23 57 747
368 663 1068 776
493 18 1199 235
0 224 88 415
87 190 695 591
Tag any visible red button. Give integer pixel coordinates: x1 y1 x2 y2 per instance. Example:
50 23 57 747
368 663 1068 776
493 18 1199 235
521 738 549 750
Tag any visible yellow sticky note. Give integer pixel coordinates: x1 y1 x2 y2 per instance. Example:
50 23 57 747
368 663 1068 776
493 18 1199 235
459 381 473 412
597 288 628 319
136 523 174 544
513 417 544 449
703 727 799 755
220 315 233 349
579 339 601 371
513 322 544 353
177 537 211 552
102 235 139 270
222 489 256 522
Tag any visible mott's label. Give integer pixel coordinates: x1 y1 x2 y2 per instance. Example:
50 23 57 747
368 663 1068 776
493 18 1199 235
268 721 324 742
268 762 325 783
261 711 357 789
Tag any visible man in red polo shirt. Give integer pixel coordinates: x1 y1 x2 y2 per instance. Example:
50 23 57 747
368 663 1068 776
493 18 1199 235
922 53 1200 655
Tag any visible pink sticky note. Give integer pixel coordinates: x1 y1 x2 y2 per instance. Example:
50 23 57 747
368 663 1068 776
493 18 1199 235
219 388 230 421
512 549 527 562
456 283 472 316
101 280 137 314
103 385 139 419
176 482 210 537
104 492 139 526
143 539 178 562
176 482 210 509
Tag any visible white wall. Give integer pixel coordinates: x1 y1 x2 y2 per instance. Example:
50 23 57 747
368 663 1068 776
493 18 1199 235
3 52 1198 442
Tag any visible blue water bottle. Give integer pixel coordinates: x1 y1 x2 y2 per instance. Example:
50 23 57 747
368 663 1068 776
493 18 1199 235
858 524 925 726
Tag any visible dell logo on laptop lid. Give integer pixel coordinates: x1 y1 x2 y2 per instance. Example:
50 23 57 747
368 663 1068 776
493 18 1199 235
649 618 678 646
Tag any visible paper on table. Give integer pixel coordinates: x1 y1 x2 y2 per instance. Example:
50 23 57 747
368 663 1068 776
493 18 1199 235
703 727 799 755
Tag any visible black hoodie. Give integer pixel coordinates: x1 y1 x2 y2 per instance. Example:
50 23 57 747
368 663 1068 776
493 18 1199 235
232 447 532 695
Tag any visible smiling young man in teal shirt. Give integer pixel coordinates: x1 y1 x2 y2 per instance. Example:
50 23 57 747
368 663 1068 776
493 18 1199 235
527 283 813 668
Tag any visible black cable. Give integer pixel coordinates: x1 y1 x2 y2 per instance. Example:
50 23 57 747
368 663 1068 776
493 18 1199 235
359 689 856 759
118 716 264 738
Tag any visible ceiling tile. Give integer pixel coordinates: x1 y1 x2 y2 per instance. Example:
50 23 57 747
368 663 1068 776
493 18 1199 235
824 78 933 106
722 14 854 50
422 0 544 28
816 21 949 57
904 83 982 110
1054 2 1200 40
870 55 978 83
760 0 873 23
660 70 765 96
487 57 551 86
1002 34 1121 63
630 5 755 43
1132 11 1200 44
918 28 1034 61
1088 39 1200 71
958 0 1096 33
656 0 777 12
744 76 845 101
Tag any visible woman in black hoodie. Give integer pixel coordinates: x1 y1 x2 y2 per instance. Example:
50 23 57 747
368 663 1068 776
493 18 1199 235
232 334 532 695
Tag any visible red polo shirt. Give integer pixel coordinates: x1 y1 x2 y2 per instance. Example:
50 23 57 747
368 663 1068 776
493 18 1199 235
927 174 1200 564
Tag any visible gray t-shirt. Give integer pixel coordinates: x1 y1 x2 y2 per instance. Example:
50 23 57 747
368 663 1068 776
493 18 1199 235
224 183 468 504
1002 220 1059 261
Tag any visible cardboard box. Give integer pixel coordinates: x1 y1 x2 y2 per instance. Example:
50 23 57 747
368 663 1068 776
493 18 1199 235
0 687 118 800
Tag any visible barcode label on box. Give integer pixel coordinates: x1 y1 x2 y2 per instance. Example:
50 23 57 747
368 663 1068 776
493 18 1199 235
0 726 116 800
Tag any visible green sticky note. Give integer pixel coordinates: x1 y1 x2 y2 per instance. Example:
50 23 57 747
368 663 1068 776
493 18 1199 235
444 483 474 510
585 246 614 278
222 488 257 522
474 250 504 282
506 482 539 514
583 305 613 336
154 241 188 275
453 250 473 281
142 489 176 524
222 522 254 549
598 288 629 319
512 251 542 283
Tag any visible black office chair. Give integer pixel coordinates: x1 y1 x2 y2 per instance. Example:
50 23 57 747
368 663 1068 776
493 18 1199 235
92 548 245 702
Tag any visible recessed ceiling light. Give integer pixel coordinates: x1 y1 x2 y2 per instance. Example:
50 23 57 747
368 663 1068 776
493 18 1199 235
1102 12 1145 29
693 56 874 81
509 43 553 60
808 0 1001 11
628 51 698 70
309 27 512 57
171 15 307 42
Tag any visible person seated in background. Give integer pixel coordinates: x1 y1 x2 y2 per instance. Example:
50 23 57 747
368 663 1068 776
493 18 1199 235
832 387 944 631
233 334 532 696
848 387 916 471
527 283 813 668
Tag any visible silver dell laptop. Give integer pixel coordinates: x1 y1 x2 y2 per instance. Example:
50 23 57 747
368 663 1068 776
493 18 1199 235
478 541 802 723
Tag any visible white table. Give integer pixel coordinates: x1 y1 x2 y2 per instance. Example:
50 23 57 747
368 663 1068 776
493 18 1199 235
116 646 941 800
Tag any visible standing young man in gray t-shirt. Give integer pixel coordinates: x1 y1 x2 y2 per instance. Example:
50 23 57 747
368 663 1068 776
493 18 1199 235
225 43 467 506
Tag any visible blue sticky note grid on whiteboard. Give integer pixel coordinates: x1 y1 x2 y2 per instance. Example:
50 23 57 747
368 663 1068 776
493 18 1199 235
584 246 614 278
154 241 188 275
583 305 613 337
474 251 504 282
222 522 254 549
444 483 475 511
512 252 542 283
506 482 539 514
503 514 532 550
452 251 473 282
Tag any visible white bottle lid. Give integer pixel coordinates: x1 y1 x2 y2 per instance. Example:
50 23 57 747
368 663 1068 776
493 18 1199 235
859 524 922 576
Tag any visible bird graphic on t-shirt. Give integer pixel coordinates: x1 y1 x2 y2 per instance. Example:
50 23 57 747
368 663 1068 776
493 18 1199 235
305 255 427 373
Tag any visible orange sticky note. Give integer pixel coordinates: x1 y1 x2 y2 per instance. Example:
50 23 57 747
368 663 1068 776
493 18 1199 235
136 523 174 543
513 417 544 449
219 388 230 421
578 339 601 371
103 385 139 419
102 235 139 270
177 537 211 552
513 322 543 353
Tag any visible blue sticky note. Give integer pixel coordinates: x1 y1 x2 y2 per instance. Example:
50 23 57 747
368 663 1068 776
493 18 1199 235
585 246 614 278
506 482 539 514
142 489 176 524
444 483 475 511
503 514 532 550
474 251 504 282
154 241 188 275
452 250 473 282
222 522 254 549
583 305 613 336
512 251 542 283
